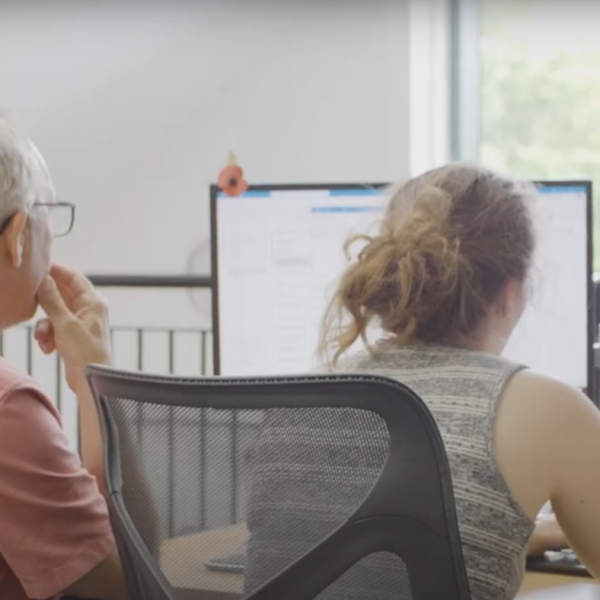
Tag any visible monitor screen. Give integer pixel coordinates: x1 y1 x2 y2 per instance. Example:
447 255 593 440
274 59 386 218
504 182 592 391
211 181 593 393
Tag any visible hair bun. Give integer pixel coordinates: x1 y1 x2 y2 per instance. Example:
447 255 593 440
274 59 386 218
319 164 536 365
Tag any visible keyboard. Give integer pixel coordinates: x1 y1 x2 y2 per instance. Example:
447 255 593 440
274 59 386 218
527 549 591 577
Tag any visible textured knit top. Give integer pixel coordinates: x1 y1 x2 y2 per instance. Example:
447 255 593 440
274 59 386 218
244 345 535 600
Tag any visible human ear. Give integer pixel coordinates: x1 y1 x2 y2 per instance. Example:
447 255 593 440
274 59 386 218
2 210 27 268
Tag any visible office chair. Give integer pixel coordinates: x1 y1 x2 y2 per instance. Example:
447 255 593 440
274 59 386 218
86 365 471 600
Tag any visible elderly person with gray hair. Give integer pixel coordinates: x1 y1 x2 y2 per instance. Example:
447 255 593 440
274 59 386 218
0 119 127 599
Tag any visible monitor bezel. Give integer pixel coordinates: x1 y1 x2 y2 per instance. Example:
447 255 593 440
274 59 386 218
210 182 388 375
210 180 594 399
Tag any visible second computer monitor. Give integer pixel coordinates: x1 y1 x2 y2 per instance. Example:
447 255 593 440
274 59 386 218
211 181 593 395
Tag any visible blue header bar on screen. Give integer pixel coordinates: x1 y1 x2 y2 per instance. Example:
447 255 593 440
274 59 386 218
217 185 588 199
328 188 385 196
217 188 386 199
311 206 383 214
536 185 588 194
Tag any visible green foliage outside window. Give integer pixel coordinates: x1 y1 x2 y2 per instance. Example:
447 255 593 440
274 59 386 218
480 0 600 265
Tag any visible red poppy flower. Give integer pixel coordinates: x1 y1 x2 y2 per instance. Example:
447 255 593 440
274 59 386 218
217 152 248 196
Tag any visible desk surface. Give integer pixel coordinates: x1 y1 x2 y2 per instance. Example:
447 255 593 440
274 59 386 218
519 575 600 599
161 524 600 599
161 523 248 598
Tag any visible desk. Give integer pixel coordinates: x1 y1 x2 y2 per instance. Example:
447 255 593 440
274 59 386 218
519 572 600 599
161 524 600 599
161 523 247 600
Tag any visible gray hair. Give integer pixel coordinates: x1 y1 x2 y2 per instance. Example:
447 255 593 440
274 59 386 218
0 118 51 223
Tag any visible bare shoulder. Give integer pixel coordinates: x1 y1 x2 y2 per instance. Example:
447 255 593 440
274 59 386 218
503 369 594 419
501 371 600 575
493 368 597 517
499 368 599 446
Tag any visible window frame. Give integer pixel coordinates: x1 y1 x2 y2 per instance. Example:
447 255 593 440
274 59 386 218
408 0 453 175
449 0 481 162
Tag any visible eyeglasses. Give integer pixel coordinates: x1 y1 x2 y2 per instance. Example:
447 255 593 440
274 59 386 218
0 201 76 238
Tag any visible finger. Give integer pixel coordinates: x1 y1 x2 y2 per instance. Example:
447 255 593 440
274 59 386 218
36 275 72 322
34 318 52 339
50 264 97 312
39 339 55 354
36 336 56 354
34 318 55 343
34 319 56 354
51 264 95 295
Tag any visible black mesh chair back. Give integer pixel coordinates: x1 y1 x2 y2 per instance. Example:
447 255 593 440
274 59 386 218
86 365 471 600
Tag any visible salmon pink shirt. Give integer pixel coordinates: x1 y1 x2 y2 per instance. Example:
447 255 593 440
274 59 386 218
0 358 115 599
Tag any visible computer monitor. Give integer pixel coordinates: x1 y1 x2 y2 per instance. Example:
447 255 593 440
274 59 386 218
210 181 593 396
508 181 593 395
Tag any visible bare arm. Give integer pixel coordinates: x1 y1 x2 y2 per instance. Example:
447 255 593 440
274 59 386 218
547 386 600 578
75 377 161 557
74 380 110 495
66 379 159 595
36 266 160 594
36 267 112 493
495 371 600 577
35 269 129 598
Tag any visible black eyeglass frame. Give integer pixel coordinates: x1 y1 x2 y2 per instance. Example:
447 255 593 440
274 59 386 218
0 202 76 238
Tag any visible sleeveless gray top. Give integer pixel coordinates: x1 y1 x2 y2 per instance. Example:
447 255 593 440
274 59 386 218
245 345 535 600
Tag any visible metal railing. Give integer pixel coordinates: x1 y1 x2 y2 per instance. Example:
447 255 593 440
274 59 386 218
0 274 223 537
87 274 212 288
0 325 213 406
0 274 213 394
3 273 600 539
7 271 597 389
0 274 213 448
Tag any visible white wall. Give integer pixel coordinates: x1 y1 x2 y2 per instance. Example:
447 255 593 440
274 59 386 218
1 0 412 333
1 0 451 449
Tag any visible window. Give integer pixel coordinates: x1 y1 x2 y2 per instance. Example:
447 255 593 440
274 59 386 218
452 0 600 265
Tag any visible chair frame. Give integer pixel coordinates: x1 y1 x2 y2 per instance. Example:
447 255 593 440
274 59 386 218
86 364 471 600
